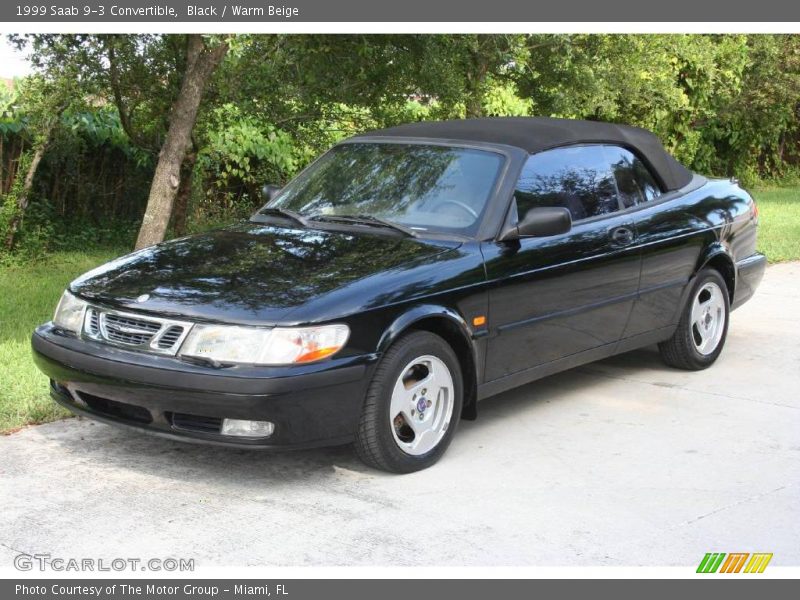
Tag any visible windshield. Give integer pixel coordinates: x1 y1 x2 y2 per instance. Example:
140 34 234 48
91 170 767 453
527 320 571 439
260 142 505 236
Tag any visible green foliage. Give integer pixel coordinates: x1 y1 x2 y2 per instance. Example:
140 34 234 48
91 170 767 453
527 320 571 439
0 67 152 264
2 33 800 261
4 200 138 263
516 34 798 184
0 152 32 248
700 36 800 184
483 81 533 116
190 103 298 225
14 34 185 152
64 108 147 163
200 103 296 189
0 83 26 136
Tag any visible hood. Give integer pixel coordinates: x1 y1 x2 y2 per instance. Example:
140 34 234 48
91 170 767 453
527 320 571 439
70 222 458 325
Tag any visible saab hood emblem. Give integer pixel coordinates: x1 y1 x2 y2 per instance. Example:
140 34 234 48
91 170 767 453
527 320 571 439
136 294 150 303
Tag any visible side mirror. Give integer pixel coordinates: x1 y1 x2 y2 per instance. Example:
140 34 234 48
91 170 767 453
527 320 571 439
261 184 282 202
501 207 572 240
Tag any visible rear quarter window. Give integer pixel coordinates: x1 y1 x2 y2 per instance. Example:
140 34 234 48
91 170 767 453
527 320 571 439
604 145 662 207
514 145 620 221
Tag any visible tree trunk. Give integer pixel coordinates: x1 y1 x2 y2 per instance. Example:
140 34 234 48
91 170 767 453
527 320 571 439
170 147 197 237
464 35 491 119
134 35 228 249
4 137 21 194
465 93 484 119
4 118 59 250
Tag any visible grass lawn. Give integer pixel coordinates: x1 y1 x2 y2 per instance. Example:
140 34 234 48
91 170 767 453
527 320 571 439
0 249 121 432
753 185 800 262
0 186 797 433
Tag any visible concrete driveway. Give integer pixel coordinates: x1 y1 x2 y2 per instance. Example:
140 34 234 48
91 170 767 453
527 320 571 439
1 263 798 568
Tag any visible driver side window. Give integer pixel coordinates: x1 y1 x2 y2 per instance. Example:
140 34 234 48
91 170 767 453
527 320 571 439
515 145 621 222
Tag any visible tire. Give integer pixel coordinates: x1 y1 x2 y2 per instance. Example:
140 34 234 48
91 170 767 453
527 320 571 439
354 331 463 473
658 268 730 370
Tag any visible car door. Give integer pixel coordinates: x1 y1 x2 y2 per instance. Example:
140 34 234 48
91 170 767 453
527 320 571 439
604 145 702 338
481 144 642 382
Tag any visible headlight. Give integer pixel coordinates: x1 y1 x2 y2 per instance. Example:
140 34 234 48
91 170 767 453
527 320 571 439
53 291 88 333
179 324 350 365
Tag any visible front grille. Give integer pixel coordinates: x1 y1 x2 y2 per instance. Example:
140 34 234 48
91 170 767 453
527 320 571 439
157 325 185 349
169 412 222 434
82 306 192 356
78 392 153 424
87 309 100 335
104 312 160 345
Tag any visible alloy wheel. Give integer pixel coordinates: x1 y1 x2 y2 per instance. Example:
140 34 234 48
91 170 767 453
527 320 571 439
389 355 455 456
691 281 726 355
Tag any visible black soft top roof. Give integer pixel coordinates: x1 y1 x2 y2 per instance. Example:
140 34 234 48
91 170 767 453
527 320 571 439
357 117 693 192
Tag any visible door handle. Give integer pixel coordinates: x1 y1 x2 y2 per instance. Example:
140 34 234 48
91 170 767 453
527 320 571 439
609 226 635 246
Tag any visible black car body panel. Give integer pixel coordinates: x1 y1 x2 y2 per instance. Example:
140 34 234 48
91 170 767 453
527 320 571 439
70 222 462 327
33 323 376 448
31 117 767 450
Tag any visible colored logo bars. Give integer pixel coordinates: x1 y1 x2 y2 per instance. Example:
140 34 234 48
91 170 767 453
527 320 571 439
697 552 773 573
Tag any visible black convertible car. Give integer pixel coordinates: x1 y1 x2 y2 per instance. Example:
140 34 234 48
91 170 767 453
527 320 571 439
32 117 765 472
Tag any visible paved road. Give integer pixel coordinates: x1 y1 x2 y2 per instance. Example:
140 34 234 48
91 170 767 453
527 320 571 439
1 263 798 568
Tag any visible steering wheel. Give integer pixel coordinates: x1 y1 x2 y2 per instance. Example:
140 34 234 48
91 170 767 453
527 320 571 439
433 200 479 219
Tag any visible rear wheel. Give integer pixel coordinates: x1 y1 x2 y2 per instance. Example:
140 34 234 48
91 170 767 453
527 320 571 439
658 268 730 370
354 331 463 473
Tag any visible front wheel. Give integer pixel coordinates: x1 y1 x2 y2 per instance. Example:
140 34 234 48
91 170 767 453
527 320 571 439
354 331 463 473
658 268 730 370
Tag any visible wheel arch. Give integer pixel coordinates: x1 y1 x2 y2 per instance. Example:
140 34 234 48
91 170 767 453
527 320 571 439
377 305 479 421
695 244 736 303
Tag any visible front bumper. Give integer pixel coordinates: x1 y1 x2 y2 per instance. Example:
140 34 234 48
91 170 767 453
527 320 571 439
32 323 376 449
732 252 767 310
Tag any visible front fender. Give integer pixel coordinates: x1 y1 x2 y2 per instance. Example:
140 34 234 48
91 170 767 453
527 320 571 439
377 304 481 420
377 304 473 354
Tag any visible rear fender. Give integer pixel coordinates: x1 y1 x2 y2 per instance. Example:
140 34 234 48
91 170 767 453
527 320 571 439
672 244 736 322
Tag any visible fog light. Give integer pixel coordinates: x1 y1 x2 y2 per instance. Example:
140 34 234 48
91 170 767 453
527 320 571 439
221 419 274 438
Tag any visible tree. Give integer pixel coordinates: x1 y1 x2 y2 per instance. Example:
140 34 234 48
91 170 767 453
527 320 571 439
406 35 527 118
12 34 230 248
99 34 223 243
3 33 799 257
516 35 751 172
702 35 800 179
135 35 228 248
2 74 81 250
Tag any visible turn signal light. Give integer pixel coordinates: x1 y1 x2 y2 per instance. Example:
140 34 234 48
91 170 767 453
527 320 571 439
296 346 342 363
473 315 486 327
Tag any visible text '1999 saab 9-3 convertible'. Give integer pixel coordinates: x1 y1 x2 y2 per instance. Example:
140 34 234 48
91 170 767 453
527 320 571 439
32 117 766 472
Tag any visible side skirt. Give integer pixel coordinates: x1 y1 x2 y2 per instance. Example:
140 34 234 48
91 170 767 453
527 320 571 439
476 325 677 401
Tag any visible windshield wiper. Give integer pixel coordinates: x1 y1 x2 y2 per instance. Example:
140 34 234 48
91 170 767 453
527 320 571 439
311 214 419 238
258 206 309 228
